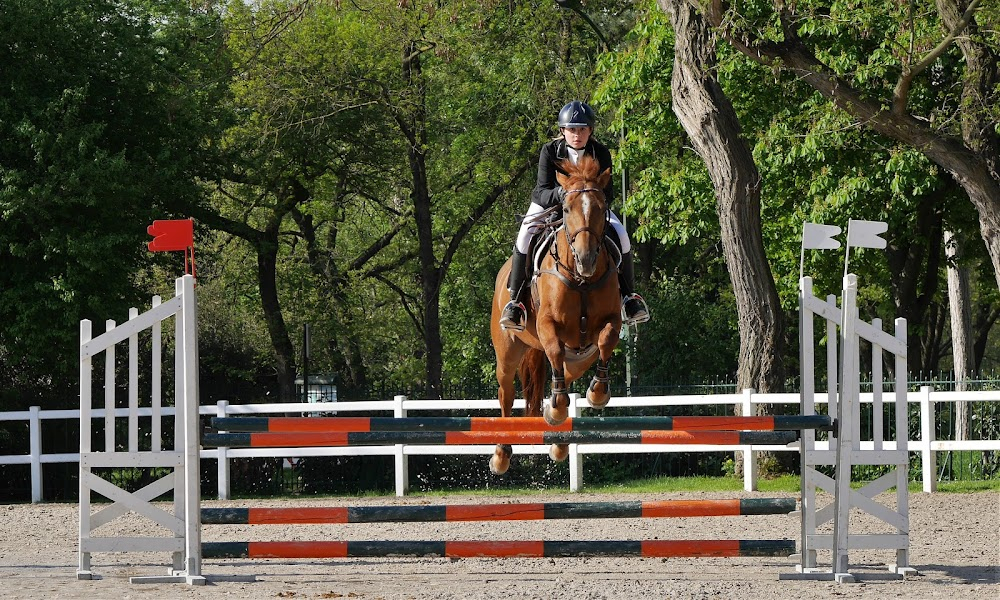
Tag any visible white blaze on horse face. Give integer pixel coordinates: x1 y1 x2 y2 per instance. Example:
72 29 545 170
574 191 600 278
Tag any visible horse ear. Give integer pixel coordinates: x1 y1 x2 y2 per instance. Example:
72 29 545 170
556 170 569 188
597 168 611 190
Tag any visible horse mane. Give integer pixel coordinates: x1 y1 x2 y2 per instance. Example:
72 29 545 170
560 154 602 191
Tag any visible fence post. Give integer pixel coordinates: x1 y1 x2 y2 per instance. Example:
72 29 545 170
394 395 408 496
216 400 230 500
29 406 42 503
920 386 936 493
742 389 758 491
568 394 582 492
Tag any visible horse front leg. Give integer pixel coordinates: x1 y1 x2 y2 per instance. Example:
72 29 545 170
587 321 620 409
537 319 570 425
544 364 571 461
542 364 571 426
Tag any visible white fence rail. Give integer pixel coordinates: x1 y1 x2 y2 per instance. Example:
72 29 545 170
4 387 998 501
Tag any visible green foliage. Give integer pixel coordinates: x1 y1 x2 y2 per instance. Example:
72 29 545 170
7 0 1000 410
0 0 227 406
633 276 740 383
594 7 718 246
593 1 998 379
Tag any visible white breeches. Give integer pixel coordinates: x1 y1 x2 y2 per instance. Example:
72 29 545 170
515 202 630 255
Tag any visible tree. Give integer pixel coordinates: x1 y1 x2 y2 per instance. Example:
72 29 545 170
200 1 582 398
698 1 1000 298
196 1 412 400
0 0 227 407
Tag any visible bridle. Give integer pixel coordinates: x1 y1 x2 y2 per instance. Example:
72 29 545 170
534 186 615 350
559 187 609 282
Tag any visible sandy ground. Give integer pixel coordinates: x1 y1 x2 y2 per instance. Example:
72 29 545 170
0 490 997 600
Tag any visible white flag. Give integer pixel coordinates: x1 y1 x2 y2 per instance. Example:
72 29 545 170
847 219 888 249
802 223 841 250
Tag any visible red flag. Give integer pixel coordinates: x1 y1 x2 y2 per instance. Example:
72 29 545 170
147 219 193 252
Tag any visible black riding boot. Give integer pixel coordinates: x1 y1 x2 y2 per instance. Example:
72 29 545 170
499 250 530 331
619 252 650 325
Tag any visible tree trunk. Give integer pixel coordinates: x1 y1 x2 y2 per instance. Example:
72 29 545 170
660 0 785 393
290 205 370 390
401 40 444 398
885 192 944 373
972 302 1000 372
191 205 298 402
945 228 973 440
257 237 297 401
662 0 787 479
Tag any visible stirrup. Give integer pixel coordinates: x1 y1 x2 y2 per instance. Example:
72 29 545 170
621 293 650 326
499 301 526 332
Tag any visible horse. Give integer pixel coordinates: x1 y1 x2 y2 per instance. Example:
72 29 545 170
488 154 623 475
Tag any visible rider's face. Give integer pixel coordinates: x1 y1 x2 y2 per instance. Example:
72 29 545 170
561 126 592 149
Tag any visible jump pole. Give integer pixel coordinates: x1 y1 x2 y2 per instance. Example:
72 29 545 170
202 429 799 448
210 415 832 433
203 539 796 560
202 498 796 524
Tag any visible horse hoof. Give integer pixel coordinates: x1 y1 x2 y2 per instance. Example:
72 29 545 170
587 379 611 408
489 454 509 475
587 379 611 409
549 444 569 462
490 445 512 475
587 390 611 409
588 397 610 409
543 402 568 425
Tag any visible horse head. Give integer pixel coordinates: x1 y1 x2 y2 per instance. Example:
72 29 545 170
555 155 612 279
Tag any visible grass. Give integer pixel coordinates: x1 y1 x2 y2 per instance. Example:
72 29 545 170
401 475 1000 498
925 479 1000 493
586 475 801 494
228 473 1000 501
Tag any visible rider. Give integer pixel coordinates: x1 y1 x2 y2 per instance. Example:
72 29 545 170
499 100 650 332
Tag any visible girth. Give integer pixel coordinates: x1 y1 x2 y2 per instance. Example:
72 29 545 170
534 259 615 350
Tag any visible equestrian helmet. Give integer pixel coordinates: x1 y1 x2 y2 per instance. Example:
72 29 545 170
557 101 596 129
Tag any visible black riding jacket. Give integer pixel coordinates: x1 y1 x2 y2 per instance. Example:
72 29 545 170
531 138 614 209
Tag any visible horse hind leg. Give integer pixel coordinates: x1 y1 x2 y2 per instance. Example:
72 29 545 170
549 443 569 462
546 369 571 462
490 344 523 476
490 444 513 475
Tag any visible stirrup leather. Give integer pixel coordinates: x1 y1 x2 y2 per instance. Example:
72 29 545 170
499 300 527 332
621 293 650 326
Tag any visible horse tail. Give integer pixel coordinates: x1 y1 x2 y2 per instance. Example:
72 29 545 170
519 348 548 417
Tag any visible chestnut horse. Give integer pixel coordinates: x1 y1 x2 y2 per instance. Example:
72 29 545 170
489 155 622 475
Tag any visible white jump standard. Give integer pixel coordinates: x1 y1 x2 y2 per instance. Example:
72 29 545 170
77 270 916 584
